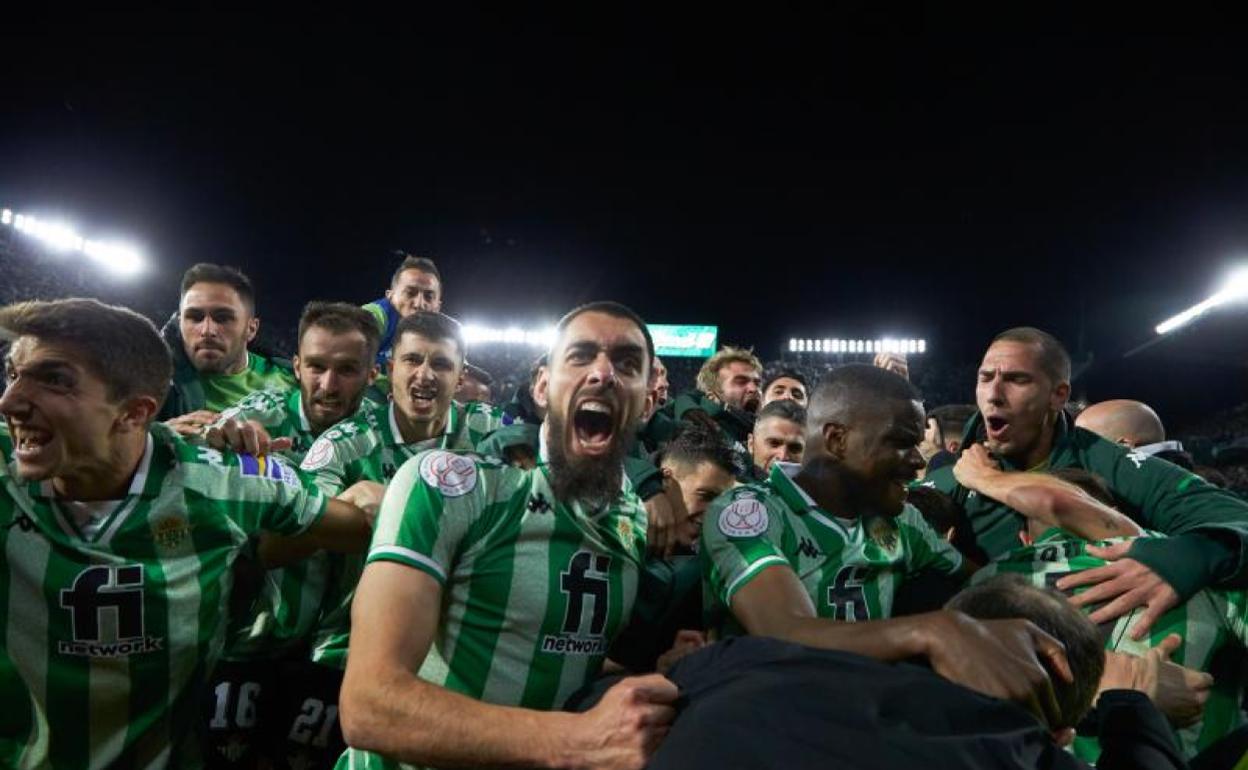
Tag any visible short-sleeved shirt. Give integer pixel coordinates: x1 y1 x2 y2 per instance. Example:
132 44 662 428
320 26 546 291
298 399 505 668
973 529 1248 759
336 449 648 770
702 463 965 637
0 423 326 769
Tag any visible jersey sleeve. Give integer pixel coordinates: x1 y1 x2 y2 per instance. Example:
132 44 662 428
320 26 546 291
185 446 328 536
700 487 791 608
461 401 506 448
362 301 389 335
366 449 488 585
898 505 965 577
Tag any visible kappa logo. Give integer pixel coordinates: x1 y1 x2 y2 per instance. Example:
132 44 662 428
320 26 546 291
796 537 822 559
4 512 37 534
419 451 478 497
718 496 769 538
1126 451 1148 470
527 493 553 514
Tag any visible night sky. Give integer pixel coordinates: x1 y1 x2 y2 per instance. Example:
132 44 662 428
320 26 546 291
4 21 1248 421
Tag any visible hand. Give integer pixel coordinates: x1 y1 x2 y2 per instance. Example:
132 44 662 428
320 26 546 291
953 443 1000 491
502 443 539 470
924 611 1073 728
873 352 909 380
203 418 291 456
1099 635 1212 727
656 630 707 675
644 477 689 559
338 481 387 523
1056 541 1180 639
567 673 679 769
165 410 221 438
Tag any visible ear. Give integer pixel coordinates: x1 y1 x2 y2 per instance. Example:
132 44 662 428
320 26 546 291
1051 381 1071 411
385 288 394 301
116 395 160 434
641 389 656 421
1050 727 1075 748
946 438 962 454
533 366 551 410
245 316 260 344
660 465 674 480
366 364 379 385
822 421 849 460
747 433 756 454
292 354 302 378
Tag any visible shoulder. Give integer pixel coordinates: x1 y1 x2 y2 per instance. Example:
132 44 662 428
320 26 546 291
916 464 959 494
391 448 518 510
222 387 290 418
299 406 385 471
707 484 786 540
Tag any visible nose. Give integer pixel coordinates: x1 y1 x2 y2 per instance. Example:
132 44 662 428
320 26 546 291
0 376 28 418
983 374 1006 405
585 352 618 388
319 370 339 393
198 316 219 339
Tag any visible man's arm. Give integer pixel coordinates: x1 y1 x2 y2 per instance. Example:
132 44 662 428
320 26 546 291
953 443 1143 540
259 480 384 567
730 565 1072 728
340 561 677 769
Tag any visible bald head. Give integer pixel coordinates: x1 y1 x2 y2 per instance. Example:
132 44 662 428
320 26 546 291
1075 399 1165 448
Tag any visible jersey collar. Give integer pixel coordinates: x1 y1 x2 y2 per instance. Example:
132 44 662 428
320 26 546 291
291 389 312 433
768 461 855 532
387 400 459 449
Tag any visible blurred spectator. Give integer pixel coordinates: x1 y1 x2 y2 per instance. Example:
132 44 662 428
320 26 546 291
456 362 495 404
1076 399 1194 470
920 404 976 478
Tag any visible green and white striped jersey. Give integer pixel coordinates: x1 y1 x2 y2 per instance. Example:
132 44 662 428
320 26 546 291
337 447 648 770
213 388 363 661
702 463 965 638
972 529 1248 760
300 399 505 668
0 422 327 770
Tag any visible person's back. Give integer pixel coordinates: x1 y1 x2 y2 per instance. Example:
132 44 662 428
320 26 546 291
974 530 1248 759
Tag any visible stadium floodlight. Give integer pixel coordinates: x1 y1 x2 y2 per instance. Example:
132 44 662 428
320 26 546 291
1155 267 1248 335
2 207 145 276
789 338 797 353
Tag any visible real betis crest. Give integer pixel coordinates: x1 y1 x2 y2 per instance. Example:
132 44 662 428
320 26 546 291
616 516 635 551
865 515 899 551
153 515 190 549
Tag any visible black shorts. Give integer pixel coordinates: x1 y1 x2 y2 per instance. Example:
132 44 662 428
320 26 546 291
201 659 276 769
262 659 347 770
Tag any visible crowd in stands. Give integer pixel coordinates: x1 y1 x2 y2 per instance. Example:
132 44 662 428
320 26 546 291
2 246 1248 770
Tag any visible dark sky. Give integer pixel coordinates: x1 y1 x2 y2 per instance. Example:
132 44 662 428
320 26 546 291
4 21 1248 419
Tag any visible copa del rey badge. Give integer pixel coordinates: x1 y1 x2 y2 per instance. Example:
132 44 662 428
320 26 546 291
718 496 769 538
419 451 479 497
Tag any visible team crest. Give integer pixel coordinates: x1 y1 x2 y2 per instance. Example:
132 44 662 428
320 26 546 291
718 496 769 538
419 451 478 497
152 516 190 549
616 517 635 551
866 516 899 551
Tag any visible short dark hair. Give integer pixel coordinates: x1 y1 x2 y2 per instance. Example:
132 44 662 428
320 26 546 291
390 254 441 287
755 398 806 427
298 301 381 364
553 301 655 367
928 404 976 444
180 263 256 313
0 299 172 417
991 327 1072 384
393 311 465 362
764 368 808 393
811 363 921 425
946 574 1104 730
1047 468 1116 507
464 362 494 387
660 422 740 477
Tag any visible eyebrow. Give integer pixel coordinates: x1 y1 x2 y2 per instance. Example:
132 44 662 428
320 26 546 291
9 358 77 377
566 340 647 357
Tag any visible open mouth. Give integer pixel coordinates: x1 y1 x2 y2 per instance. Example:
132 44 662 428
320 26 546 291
13 426 53 462
743 395 762 413
573 399 616 454
985 415 1010 438
409 387 438 412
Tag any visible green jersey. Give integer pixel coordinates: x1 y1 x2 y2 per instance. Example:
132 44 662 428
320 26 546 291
337 448 648 770
0 423 327 770
972 529 1248 760
214 388 364 661
299 399 505 668
702 463 965 637
198 351 297 415
922 412 1248 601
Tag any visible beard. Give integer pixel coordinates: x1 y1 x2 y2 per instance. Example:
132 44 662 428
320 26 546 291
545 408 632 511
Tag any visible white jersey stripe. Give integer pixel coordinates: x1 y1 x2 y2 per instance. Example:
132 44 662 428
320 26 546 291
369 546 447 581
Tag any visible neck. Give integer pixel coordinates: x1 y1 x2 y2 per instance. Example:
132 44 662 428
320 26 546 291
52 433 147 501
1011 413 1058 470
393 403 449 444
223 351 250 376
793 459 856 519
